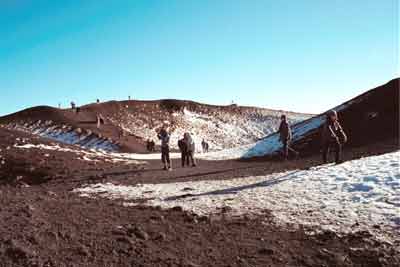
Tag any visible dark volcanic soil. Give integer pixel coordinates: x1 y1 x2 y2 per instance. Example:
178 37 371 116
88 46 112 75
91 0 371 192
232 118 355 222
1 186 399 267
1 126 399 267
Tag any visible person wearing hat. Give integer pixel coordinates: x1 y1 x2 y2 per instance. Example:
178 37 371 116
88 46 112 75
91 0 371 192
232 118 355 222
157 124 172 170
278 114 298 160
321 110 347 164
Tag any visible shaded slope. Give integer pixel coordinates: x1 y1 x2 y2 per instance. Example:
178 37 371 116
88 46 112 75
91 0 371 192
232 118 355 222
203 78 399 160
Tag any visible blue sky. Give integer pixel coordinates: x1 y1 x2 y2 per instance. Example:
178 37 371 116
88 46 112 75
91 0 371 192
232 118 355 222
0 0 398 116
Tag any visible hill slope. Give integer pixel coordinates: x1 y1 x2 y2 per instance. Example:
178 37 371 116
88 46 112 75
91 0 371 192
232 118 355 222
0 100 311 153
204 78 399 160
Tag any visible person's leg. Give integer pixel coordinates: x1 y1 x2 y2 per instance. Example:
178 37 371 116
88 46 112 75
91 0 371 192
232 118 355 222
282 140 288 160
322 143 330 163
190 151 196 166
286 141 299 159
185 152 189 166
161 148 167 170
181 152 185 167
166 147 171 169
334 141 342 163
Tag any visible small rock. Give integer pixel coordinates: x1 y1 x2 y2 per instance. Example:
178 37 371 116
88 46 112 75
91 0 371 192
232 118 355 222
154 232 167 241
116 236 134 245
182 187 194 192
6 239 36 260
171 206 183 212
220 206 232 213
128 226 149 241
111 228 126 236
150 214 165 222
258 247 274 255
77 245 90 256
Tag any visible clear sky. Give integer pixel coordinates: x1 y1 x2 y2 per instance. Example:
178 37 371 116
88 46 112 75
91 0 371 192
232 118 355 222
0 0 398 116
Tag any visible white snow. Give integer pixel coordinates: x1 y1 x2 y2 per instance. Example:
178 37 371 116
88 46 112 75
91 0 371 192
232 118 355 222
198 101 352 160
75 151 400 243
14 143 146 165
4 122 118 152
108 107 309 152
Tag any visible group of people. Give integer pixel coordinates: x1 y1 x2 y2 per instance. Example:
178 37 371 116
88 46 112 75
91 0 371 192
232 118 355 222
178 133 196 168
278 109 347 164
157 126 198 171
155 109 346 171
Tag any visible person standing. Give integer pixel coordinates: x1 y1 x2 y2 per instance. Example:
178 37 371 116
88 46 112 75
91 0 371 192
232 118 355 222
278 115 297 160
157 126 172 170
146 139 151 151
178 137 189 167
150 139 155 152
321 110 347 164
201 139 209 153
184 132 196 167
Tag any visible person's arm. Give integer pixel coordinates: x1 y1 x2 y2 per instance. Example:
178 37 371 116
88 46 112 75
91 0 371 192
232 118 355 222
328 124 339 141
288 125 292 141
337 122 347 143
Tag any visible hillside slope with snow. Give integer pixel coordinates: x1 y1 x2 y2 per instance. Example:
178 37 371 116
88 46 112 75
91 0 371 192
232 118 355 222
109 107 308 152
75 150 400 245
0 100 310 153
200 78 399 160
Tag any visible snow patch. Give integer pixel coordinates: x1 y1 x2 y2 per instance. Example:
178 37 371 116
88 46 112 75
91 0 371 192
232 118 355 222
14 143 146 165
200 102 351 160
108 107 309 152
4 122 118 152
75 151 400 243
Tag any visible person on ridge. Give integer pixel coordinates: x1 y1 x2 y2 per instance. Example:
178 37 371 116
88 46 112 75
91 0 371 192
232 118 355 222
157 125 172 170
321 110 347 164
184 132 196 167
278 114 298 160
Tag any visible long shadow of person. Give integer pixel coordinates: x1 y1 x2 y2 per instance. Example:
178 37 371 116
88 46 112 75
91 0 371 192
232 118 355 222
165 170 301 201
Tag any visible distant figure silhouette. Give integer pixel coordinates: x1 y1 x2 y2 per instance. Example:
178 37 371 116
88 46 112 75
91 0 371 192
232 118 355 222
157 125 172 171
184 132 196 167
178 137 189 167
321 110 347 164
201 139 209 153
278 114 298 160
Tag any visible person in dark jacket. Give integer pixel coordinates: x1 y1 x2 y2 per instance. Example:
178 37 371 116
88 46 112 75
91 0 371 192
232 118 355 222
178 138 189 167
321 110 347 164
157 126 172 170
149 139 155 152
184 132 196 167
146 139 151 151
278 115 297 160
201 139 209 153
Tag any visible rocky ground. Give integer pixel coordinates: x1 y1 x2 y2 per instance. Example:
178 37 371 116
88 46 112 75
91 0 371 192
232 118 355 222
0 126 399 267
